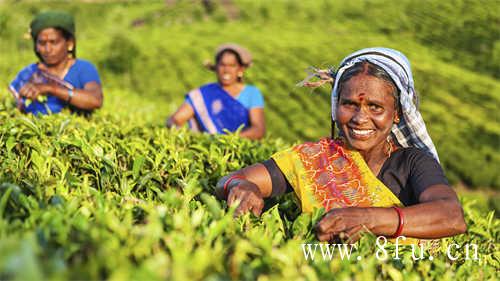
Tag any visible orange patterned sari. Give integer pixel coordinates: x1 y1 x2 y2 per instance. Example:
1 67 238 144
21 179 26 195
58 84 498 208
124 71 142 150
272 138 402 213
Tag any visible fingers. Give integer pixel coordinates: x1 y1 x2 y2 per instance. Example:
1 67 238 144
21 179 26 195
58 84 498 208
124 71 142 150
316 212 343 233
227 186 264 217
250 199 264 217
19 84 40 100
345 225 365 243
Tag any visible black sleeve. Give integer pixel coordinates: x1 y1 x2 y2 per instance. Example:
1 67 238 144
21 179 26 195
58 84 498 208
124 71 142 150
408 149 449 200
261 159 293 197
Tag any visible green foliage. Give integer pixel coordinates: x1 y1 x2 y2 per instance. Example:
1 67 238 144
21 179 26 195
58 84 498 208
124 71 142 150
0 110 497 280
99 34 140 75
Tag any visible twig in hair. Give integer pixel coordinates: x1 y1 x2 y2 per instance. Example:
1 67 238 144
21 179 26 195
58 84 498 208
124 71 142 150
296 66 335 88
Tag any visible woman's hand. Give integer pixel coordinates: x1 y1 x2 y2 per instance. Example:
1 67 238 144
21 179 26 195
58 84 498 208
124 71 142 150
227 180 264 217
19 83 53 100
316 207 373 243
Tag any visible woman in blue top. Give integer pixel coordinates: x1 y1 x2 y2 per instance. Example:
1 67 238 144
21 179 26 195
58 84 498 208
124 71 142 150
8 11 103 115
167 43 266 140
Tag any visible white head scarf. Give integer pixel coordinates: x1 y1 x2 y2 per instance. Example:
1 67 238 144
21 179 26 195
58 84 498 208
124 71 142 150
331 47 439 161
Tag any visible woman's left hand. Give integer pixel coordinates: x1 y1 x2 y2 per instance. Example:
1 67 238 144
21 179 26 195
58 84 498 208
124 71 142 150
316 207 372 243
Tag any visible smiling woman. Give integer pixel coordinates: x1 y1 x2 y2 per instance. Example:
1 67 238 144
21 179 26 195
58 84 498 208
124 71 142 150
166 43 266 140
215 47 467 242
8 11 103 115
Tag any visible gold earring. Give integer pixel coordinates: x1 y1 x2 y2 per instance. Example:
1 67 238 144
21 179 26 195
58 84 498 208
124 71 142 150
394 116 400 124
237 72 243 78
385 137 393 157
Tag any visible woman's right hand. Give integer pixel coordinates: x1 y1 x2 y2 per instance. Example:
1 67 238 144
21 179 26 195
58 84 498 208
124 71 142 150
227 180 265 217
215 163 275 216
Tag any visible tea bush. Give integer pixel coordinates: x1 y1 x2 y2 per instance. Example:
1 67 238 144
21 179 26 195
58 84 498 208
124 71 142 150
0 109 498 280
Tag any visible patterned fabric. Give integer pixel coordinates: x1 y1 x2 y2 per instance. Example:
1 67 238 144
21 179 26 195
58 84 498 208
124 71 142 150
331 47 440 161
272 138 402 213
185 83 250 134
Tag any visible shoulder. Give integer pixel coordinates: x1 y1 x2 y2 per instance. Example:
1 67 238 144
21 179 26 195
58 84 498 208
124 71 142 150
73 59 99 71
243 84 262 96
240 84 264 108
289 138 332 154
391 147 439 167
388 146 448 187
198 82 219 92
10 63 38 87
15 63 38 76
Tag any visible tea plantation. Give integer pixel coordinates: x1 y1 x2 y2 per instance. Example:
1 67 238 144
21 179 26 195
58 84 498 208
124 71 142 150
0 1 498 280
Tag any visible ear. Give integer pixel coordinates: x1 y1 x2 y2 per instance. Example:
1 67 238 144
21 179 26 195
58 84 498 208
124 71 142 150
394 113 400 124
67 39 75 51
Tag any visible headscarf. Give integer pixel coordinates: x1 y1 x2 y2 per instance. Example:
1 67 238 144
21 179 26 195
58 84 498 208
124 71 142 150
331 47 439 161
30 11 75 39
205 43 253 70
30 11 76 59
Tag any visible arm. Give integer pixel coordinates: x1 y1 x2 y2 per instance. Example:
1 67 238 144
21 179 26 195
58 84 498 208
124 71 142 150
316 184 467 241
19 81 103 110
215 162 287 216
239 108 266 140
166 102 195 128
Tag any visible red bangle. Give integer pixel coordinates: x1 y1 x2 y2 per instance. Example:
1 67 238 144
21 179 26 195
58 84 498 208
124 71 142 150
390 206 404 238
223 174 246 197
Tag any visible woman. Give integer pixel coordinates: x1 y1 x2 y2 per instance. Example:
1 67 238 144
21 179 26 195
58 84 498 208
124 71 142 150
216 48 466 242
8 11 103 115
167 43 265 140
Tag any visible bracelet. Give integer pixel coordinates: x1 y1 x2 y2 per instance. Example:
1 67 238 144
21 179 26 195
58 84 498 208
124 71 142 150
66 88 74 103
223 174 246 198
390 206 404 238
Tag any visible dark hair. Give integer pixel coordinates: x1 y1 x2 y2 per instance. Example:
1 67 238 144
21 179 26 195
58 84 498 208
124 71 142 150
34 27 76 62
215 49 243 66
332 61 400 138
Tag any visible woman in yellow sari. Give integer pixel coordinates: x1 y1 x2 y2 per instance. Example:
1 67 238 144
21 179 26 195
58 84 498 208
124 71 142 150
215 47 466 242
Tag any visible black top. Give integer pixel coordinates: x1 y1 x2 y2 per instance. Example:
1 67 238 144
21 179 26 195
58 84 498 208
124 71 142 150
262 147 448 206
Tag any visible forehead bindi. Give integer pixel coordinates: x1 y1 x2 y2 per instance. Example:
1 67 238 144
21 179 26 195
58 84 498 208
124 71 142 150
341 75 394 102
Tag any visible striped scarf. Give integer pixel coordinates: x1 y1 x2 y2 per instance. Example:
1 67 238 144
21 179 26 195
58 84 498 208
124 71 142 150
331 47 439 161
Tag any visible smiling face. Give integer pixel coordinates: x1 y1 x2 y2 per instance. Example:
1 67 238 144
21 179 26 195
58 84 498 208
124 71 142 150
336 73 398 154
215 51 245 86
35 28 73 66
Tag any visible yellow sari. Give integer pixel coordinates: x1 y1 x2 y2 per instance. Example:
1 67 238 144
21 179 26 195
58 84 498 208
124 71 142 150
272 138 402 213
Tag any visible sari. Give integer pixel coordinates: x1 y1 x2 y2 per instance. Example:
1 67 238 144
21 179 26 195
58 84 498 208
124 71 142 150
9 64 74 115
272 138 422 243
186 83 250 134
272 138 402 213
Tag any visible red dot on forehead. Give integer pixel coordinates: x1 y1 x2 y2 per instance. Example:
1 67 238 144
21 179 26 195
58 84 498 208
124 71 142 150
358 93 365 101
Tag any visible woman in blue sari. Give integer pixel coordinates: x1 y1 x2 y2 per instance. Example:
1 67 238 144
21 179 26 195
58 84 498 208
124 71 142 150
167 43 266 140
8 11 103 115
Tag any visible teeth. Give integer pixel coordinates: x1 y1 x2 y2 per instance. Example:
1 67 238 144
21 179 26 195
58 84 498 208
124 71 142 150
352 129 374 135
222 74 231 80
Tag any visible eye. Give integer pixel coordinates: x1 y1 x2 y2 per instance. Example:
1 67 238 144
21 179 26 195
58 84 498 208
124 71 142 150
368 103 384 112
340 100 358 110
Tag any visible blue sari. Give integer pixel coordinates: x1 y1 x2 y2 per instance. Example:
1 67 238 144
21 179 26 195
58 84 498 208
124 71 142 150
186 83 250 134
9 64 74 115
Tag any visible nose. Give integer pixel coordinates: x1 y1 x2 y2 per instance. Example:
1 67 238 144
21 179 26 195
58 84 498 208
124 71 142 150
351 107 369 124
39 43 51 55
